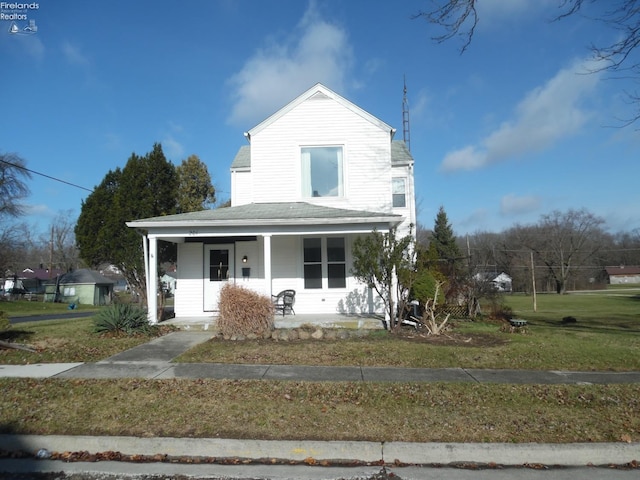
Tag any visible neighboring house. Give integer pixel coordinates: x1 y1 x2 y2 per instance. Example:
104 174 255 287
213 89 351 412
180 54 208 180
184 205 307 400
473 271 513 293
492 272 512 292
20 268 65 293
48 269 115 305
3 268 65 294
605 266 640 285
127 83 416 323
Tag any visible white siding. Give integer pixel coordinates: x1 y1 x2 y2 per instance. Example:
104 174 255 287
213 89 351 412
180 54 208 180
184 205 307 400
391 163 417 238
247 95 395 214
231 170 253 206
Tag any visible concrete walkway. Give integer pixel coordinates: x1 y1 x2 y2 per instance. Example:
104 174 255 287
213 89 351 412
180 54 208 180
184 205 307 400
1 331 640 478
2 330 640 384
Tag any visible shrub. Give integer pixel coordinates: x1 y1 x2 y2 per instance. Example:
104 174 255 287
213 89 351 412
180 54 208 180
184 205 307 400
93 304 151 335
217 284 274 337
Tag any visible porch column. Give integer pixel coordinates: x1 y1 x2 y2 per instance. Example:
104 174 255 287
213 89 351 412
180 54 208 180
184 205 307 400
147 235 158 325
263 234 272 298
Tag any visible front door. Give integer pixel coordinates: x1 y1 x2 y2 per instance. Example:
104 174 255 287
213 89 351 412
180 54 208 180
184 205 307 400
204 244 234 312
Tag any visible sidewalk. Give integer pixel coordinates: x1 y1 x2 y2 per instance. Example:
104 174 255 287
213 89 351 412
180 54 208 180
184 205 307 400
2 331 640 384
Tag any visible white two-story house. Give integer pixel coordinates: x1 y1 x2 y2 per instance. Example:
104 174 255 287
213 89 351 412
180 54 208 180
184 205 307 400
127 83 416 324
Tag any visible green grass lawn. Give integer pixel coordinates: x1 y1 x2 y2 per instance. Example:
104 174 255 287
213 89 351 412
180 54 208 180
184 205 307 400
0 298 100 317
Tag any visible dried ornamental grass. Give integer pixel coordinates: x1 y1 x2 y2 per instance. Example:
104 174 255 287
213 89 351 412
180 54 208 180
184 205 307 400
217 284 274 337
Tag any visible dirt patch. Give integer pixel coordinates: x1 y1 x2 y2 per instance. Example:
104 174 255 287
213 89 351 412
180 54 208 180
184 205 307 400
392 328 508 347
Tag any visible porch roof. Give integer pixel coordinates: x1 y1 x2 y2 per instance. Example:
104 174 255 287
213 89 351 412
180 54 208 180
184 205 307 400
127 202 403 230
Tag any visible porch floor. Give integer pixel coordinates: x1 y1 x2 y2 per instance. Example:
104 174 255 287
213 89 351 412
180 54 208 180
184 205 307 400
162 313 385 331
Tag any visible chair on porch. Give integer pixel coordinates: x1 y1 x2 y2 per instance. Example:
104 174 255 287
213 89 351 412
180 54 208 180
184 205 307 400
272 289 296 316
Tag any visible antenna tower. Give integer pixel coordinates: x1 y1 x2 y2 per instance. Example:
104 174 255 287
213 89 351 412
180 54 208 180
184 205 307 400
402 76 411 151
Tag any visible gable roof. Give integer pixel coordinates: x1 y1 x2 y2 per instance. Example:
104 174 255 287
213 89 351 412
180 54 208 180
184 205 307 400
58 269 115 285
127 202 402 229
245 83 395 140
231 140 412 170
605 266 640 276
391 140 413 166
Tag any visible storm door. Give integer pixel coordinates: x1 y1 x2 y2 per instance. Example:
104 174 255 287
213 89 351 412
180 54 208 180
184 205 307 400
204 244 234 311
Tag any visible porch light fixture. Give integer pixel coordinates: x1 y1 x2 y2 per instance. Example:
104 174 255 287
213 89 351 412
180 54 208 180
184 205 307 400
242 255 248 263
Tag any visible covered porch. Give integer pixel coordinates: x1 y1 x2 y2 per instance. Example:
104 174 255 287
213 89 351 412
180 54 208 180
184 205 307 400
127 202 403 326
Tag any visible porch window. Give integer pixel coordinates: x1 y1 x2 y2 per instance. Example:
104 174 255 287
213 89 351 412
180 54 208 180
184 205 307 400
303 237 346 289
301 146 344 197
209 249 229 282
327 237 346 288
303 238 322 289
392 177 407 208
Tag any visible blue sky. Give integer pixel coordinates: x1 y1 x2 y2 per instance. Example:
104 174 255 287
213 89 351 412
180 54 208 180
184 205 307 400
2 0 639 237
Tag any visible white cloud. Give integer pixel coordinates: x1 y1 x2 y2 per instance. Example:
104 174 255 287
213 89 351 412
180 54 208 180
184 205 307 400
227 3 353 127
500 193 541 216
459 208 489 229
162 135 185 160
479 0 556 23
441 58 601 172
62 41 89 66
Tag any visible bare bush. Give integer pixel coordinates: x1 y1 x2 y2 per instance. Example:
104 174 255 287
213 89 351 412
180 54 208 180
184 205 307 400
421 282 451 336
217 284 274 337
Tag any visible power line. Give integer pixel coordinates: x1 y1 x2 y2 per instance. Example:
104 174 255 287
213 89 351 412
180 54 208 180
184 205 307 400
0 157 94 193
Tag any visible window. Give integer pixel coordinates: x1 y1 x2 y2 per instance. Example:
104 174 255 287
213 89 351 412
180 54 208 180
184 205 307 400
327 237 346 288
303 238 322 289
392 177 407 208
303 237 346 289
209 249 229 282
301 146 343 197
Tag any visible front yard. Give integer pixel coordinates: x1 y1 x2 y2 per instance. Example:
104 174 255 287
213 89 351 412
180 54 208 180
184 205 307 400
1 287 639 443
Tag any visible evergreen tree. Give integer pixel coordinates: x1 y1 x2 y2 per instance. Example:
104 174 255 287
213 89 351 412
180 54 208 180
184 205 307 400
430 206 464 297
75 143 178 302
431 206 461 262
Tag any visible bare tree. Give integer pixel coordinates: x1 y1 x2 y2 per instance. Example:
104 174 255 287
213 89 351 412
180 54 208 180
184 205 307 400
33 210 82 272
514 209 606 294
413 0 640 123
0 153 31 219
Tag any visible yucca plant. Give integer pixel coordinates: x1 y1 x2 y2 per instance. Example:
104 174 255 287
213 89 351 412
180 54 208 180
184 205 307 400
93 304 150 335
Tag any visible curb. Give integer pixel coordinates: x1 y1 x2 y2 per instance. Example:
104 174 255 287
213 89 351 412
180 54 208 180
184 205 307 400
1 435 638 467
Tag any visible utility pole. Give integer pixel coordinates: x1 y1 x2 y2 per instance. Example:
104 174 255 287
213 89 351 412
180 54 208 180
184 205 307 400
48 225 54 278
531 251 537 312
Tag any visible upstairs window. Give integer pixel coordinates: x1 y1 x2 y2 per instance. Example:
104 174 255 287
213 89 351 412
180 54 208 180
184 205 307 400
301 146 344 198
392 177 407 208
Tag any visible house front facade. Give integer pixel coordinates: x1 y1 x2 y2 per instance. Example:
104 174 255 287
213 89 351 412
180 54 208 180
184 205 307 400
127 83 416 324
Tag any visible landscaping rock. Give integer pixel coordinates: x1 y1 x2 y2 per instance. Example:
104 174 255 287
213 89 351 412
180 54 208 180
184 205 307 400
298 330 311 340
311 329 324 340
